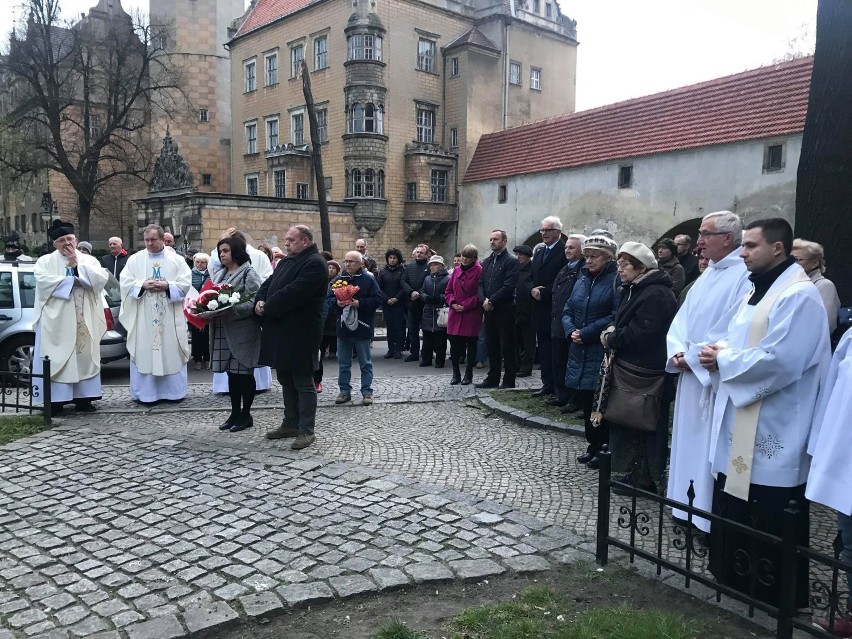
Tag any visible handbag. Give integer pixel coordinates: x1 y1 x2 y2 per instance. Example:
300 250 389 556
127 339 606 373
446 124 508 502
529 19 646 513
436 306 449 328
603 359 666 432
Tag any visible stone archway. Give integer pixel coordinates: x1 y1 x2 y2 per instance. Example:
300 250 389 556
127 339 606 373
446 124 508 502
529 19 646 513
652 217 703 250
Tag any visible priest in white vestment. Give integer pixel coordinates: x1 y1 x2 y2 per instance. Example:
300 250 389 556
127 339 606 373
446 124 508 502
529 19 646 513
209 228 273 393
32 220 108 414
806 327 852 635
666 211 750 532
698 218 831 607
119 224 192 403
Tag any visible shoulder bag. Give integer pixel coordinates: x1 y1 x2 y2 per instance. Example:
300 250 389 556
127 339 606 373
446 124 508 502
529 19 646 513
604 359 666 432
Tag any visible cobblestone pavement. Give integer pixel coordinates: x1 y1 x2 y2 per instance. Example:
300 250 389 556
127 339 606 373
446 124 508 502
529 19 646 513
0 372 837 638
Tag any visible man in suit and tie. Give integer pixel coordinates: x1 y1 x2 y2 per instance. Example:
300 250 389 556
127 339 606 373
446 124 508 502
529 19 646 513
530 216 568 397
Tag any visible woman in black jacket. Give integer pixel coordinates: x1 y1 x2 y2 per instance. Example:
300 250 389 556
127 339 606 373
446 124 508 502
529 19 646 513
377 248 406 359
601 242 678 492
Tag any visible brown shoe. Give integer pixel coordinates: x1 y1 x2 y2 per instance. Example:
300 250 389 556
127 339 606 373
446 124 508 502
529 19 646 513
266 425 299 440
291 434 315 450
362 394 373 406
335 393 351 405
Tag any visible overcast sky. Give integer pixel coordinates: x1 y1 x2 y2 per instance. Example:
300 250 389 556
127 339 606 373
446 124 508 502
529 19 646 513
2 0 817 111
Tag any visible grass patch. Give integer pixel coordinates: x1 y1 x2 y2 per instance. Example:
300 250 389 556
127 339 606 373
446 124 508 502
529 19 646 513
555 605 700 639
372 620 432 639
488 390 581 425
0 415 47 445
446 586 700 639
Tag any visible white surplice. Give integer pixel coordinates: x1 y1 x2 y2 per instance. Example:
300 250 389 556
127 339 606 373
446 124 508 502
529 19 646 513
665 247 751 531
119 249 192 402
806 327 852 516
31 250 108 403
709 262 831 488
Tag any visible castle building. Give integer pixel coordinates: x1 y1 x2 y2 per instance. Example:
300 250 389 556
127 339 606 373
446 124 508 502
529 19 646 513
225 0 578 253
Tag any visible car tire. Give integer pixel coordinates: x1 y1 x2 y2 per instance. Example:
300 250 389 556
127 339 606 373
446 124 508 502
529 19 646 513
0 334 35 387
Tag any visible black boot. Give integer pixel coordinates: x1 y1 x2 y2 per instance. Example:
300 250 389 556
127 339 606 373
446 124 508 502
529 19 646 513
450 362 461 385
221 373 242 430
461 364 474 385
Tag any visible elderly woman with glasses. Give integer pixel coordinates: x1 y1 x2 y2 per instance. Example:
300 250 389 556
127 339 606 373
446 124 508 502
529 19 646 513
562 235 621 469
792 239 841 333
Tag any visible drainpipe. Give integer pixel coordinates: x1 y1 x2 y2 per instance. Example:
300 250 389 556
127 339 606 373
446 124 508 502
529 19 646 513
502 17 509 129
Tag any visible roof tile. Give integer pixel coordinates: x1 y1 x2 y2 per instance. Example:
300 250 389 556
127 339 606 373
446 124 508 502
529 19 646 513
235 0 321 38
464 57 813 183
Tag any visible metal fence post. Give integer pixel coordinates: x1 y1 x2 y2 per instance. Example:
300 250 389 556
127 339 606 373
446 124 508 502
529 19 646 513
776 500 800 639
42 357 51 426
596 445 612 566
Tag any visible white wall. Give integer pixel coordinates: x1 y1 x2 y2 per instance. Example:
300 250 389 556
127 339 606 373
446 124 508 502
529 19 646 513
457 135 802 249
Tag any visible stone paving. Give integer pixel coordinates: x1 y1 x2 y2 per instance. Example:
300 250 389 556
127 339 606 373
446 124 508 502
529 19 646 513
0 373 838 638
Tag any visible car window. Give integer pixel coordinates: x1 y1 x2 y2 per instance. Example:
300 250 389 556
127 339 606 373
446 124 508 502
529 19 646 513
104 273 121 307
18 272 36 308
0 272 13 309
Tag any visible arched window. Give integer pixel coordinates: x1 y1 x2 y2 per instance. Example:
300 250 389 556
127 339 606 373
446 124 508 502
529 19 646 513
364 169 375 197
364 104 375 133
352 169 363 197
376 106 384 134
347 104 365 133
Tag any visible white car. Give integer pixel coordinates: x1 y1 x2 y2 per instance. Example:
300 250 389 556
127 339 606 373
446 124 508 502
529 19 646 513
0 259 127 384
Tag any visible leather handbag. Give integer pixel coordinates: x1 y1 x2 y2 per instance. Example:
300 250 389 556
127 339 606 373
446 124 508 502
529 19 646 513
436 306 449 328
604 359 666 432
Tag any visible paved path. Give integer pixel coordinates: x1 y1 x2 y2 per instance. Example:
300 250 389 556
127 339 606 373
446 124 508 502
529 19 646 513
0 373 836 638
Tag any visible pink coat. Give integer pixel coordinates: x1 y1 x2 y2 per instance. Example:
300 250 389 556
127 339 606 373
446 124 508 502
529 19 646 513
445 262 483 337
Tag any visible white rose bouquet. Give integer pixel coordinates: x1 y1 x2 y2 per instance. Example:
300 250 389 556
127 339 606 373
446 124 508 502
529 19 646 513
190 283 254 318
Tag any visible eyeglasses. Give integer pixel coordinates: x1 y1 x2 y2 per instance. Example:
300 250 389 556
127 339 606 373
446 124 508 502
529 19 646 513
697 230 730 238
343 260 360 264
539 228 558 233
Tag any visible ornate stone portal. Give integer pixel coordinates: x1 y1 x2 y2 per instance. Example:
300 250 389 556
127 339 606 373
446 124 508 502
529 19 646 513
149 129 196 194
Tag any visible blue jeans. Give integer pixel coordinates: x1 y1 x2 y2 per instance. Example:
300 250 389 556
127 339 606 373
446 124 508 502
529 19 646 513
337 337 373 396
840 511 852 607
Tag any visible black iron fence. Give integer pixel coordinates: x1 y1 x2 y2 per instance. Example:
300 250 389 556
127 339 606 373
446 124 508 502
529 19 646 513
594 447 851 639
0 356 52 425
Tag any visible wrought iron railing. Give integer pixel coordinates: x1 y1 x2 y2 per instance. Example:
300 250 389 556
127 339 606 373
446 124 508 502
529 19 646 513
595 446 851 639
0 356 51 425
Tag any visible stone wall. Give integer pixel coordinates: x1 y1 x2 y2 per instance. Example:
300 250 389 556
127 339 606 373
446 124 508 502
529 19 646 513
135 191 359 257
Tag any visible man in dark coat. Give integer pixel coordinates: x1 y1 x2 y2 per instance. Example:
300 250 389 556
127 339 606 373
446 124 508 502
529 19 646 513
100 237 129 278
400 244 430 362
675 234 700 284
548 234 586 409
530 216 568 396
476 230 519 388
513 245 535 377
257 225 328 449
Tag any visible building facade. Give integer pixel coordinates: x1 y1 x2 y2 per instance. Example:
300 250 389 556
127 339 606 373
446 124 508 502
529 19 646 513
226 0 578 257
460 57 812 249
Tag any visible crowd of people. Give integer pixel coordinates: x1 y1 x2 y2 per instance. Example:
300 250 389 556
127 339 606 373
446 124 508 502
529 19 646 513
26 214 851 632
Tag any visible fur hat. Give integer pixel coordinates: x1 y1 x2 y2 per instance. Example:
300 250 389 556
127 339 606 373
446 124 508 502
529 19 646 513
427 255 445 266
582 235 618 258
618 242 657 270
512 245 533 257
327 260 341 273
48 219 75 241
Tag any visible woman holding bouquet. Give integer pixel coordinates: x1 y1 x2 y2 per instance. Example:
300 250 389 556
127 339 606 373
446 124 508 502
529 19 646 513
209 236 262 432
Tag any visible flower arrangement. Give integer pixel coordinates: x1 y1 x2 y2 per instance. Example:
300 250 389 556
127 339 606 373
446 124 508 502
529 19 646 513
193 283 253 314
331 278 360 303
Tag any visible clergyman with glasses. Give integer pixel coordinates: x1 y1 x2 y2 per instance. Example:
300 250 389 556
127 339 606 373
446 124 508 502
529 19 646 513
33 220 110 415
665 211 750 532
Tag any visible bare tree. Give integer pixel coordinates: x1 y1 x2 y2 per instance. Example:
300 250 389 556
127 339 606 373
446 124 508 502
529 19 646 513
794 0 852 304
300 58 331 252
0 0 186 238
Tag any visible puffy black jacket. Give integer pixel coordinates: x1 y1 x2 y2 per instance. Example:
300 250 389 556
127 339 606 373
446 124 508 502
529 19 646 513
606 268 677 370
400 259 430 298
378 264 406 304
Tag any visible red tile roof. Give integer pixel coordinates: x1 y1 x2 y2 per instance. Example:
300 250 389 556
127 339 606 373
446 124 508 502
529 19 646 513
234 0 322 38
464 56 813 183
